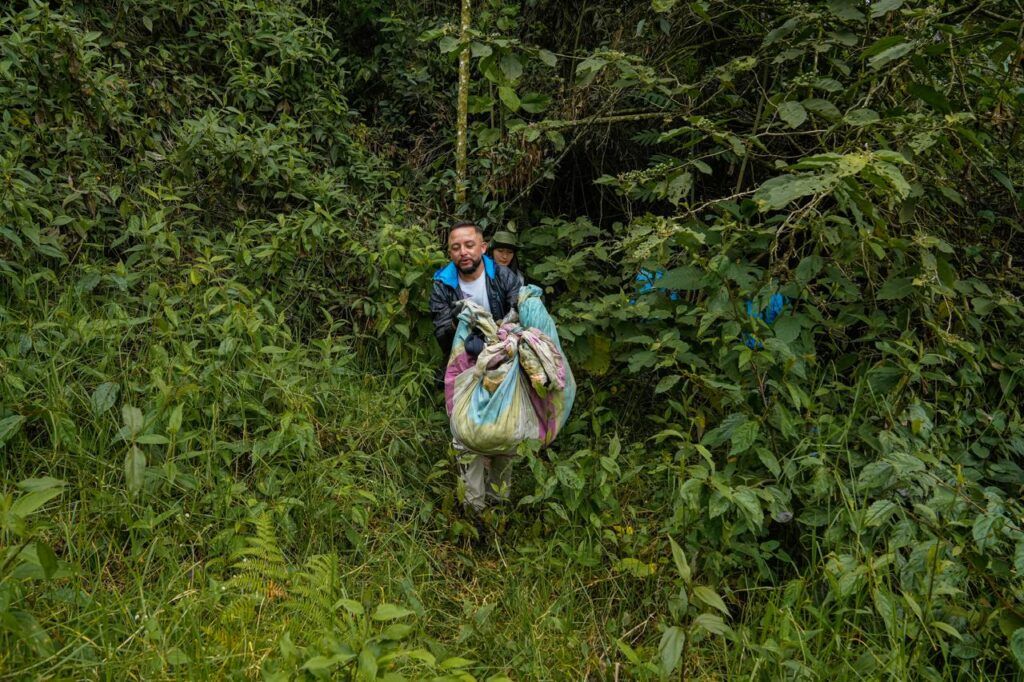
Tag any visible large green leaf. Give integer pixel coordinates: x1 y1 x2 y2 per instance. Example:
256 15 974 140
876 276 914 300
693 585 729 616
729 421 759 455
125 445 146 496
869 42 914 70
499 53 523 81
0 414 25 447
498 86 520 112
908 83 951 113
1011 628 1024 667
869 0 904 17
864 500 898 527
520 92 551 114
777 101 806 128
372 603 414 621
754 173 835 211
10 485 64 519
90 383 119 415
658 626 685 677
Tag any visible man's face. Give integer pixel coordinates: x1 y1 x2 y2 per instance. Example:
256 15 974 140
448 226 487 276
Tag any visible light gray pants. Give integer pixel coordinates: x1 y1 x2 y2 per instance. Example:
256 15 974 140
455 446 513 513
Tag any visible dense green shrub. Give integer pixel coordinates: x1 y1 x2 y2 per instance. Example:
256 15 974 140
2 0 1023 678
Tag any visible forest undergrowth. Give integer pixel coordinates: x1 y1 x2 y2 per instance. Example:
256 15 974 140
3 0 1024 679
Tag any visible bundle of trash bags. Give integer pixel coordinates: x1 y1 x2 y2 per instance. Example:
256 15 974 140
444 285 576 455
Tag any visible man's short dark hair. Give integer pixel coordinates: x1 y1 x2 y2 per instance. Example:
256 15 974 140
449 221 484 238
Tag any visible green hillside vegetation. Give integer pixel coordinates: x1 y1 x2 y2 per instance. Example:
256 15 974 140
2 0 1023 678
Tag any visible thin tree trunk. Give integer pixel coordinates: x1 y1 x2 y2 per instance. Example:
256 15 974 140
455 0 471 206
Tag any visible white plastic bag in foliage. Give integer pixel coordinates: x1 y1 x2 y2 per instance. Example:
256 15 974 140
444 285 576 455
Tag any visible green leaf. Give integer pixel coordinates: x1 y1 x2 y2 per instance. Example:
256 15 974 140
729 421 759 455
617 557 655 578
693 585 729 616
931 621 963 640
652 0 679 12
575 56 607 86
863 35 907 59
692 613 731 636
876 277 914 301
669 536 691 583
357 647 377 679
498 86 520 112
0 414 26 447
659 265 702 290
868 160 911 199
372 603 414 621
499 53 523 81
908 83 951 113
703 413 748 448
616 638 643 665
658 626 685 677
733 488 764 527
655 375 681 394
122 405 144 438
858 461 895 489
802 98 841 120
10 485 64 518
864 500 898 527
776 101 807 129
538 49 557 67
471 42 492 58
826 0 865 21
754 173 835 211
869 42 914 70
1010 628 1024 667
844 108 879 127
757 448 781 477
873 588 899 634
972 513 1002 551
379 623 413 641
168 404 183 434
477 127 501 146
334 598 365 616
795 255 824 283
35 542 58 579
869 0 904 18
125 445 146 496
90 383 119 415
439 36 461 54
773 315 801 344
17 477 66 493
439 656 474 670
545 129 565 150
520 92 551 114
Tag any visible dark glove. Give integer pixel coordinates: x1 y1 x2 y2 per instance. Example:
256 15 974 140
464 331 485 359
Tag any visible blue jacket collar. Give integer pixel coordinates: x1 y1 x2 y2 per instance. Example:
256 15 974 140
433 254 495 289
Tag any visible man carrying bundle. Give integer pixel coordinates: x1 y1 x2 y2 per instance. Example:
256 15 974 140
429 221 522 514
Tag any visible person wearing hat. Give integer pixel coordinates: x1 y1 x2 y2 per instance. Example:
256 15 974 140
489 229 524 287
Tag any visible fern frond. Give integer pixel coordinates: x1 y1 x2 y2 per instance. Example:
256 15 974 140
289 553 340 628
222 514 291 623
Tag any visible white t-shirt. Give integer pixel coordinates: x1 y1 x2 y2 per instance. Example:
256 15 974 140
458 273 489 311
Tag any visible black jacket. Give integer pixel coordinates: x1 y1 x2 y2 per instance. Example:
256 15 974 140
429 254 522 358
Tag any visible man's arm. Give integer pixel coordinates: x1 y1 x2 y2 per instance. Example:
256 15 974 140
428 282 456 358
